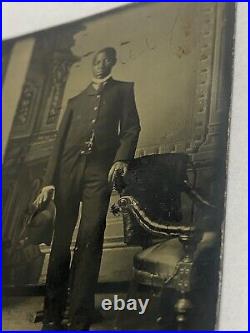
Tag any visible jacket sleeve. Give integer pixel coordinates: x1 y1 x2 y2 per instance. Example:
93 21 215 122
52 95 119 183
114 82 141 163
43 101 73 186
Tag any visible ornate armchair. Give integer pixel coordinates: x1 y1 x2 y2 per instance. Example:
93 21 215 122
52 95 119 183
112 153 218 330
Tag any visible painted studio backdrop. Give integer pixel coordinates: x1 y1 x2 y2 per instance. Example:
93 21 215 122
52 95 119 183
3 3 234 329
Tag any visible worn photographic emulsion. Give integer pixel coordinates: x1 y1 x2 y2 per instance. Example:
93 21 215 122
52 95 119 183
2 3 236 331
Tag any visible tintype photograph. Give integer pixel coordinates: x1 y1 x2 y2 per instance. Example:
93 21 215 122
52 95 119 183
2 2 236 331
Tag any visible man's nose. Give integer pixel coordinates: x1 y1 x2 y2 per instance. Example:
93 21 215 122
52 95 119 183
98 61 106 68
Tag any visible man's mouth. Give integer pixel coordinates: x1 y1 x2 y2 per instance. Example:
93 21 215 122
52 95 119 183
96 73 105 78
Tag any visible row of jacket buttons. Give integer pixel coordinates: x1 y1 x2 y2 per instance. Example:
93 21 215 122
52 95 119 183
80 94 101 155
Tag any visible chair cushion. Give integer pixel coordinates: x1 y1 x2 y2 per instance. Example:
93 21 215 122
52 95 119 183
134 232 218 285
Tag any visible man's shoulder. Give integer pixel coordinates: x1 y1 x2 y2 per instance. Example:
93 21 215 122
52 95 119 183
113 80 134 94
67 79 134 103
113 79 134 88
66 87 90 104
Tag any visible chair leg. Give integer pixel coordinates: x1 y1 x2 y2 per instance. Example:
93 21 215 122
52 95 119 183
174 292 192 330
113 278 138 330
173 233 197 330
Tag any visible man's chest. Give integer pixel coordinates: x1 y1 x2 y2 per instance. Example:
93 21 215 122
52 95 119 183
70 85 123 124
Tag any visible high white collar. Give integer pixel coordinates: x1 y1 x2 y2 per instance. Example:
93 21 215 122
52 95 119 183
92 74 112 85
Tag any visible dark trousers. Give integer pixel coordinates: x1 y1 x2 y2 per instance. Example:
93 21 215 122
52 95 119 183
43 153 113 326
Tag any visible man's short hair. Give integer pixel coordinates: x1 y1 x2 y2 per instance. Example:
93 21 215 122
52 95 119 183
94 47 117 66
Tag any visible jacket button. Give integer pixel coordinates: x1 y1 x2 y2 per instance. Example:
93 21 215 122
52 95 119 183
94 106 98 111
80 150 85 155
97 95 101 99
91 119 96 124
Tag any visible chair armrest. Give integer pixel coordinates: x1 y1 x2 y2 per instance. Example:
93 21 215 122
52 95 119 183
117 195 196 238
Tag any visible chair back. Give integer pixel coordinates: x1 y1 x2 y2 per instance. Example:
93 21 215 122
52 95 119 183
115 153 190 245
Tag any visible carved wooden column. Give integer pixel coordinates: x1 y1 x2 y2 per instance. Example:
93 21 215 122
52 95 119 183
3 26 80 285
39 51 78 130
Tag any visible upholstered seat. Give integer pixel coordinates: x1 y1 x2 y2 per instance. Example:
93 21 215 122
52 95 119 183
134 231 218 288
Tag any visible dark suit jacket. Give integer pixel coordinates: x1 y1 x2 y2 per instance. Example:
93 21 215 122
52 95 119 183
43 78 141 186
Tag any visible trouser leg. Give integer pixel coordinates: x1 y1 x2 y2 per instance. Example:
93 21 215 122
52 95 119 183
43 201 80 323
69 178 112 327
43 156 87 324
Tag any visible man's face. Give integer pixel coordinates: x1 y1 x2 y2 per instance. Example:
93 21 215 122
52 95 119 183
92 51 114 79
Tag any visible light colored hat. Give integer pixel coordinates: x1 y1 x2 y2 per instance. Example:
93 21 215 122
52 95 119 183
21 200 56 246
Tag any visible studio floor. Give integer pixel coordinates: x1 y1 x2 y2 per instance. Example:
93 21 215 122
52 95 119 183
2 293 161 331
3 288 216 331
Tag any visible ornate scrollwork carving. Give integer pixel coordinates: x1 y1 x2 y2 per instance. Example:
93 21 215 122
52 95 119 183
14 81 37 127
190 4 217 152
51 57 70 85
46 54 75 125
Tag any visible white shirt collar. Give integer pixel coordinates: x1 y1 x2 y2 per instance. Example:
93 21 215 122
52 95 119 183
92 74 112 85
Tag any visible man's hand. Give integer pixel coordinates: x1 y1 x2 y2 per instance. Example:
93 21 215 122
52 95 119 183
108 161 128 183
33 186 55 208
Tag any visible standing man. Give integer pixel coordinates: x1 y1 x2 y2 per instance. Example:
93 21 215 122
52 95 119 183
34 47 140 330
